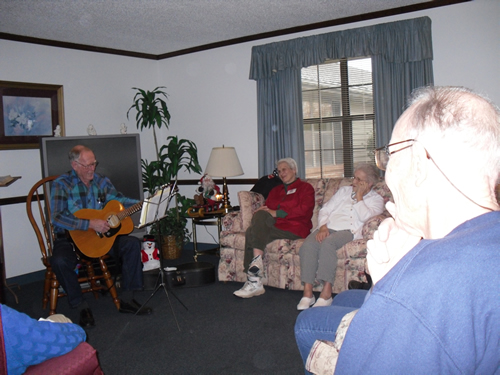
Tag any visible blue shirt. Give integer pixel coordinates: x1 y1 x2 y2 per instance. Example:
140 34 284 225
1 304 86 375
50 169 139 233
336 211 500 374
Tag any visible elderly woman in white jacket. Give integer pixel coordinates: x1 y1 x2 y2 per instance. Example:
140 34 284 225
297 163 384 310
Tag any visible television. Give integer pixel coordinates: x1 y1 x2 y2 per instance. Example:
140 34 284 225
39 134 145 232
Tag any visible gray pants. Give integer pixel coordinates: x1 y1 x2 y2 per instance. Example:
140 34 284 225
244 210 301 271
299 228 353 285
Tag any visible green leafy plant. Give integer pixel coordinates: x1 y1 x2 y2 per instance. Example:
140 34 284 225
159 136 202 182
128 87 202 242
150 194 195 243
141 136 202 239
150 207 189 245
141 135 202 196
127 86 171 158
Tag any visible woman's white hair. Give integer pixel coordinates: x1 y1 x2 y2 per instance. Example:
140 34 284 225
277 158 298 174
355 162 380 187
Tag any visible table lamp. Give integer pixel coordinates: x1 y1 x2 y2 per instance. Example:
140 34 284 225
205 146 244 213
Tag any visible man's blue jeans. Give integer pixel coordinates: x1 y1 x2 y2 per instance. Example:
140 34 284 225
294 290 368 370
50 235 143 308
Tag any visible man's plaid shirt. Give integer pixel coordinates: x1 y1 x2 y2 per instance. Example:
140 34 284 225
50 169 139 234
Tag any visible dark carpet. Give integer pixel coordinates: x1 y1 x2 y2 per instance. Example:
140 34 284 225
4 246 306 375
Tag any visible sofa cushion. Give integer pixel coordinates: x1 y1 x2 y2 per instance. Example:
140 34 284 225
372 179 394 204
361 211 392 241
304 179 328 230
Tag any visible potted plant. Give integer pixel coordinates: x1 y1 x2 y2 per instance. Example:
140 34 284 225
149 194 193 259
127 86 171 160
142 136 202 257
128 87 202 258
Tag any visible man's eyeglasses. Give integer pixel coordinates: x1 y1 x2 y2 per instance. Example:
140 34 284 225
374 139 416 171
374 139 493 211
75 161 99 170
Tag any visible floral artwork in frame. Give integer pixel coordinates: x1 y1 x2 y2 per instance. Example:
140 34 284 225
0 81 65 150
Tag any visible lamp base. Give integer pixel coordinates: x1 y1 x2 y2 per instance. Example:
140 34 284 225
221 177 232 213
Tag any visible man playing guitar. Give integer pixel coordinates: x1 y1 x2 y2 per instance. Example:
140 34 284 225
50 145 152 328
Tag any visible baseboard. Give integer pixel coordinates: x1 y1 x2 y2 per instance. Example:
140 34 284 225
7 269 45 286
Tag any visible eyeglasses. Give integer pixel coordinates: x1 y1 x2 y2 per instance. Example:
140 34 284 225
375 139 416 171
375 139 494 211
352 176 368 183
75 160 99 170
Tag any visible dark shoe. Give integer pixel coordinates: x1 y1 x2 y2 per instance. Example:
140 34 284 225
348 280 370 290
348 272 373 290
119 299 153 315
79 308 95 328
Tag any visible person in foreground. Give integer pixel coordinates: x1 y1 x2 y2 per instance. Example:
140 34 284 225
50 145 152 328
234 158 315 298
297 163 384 309
1 304 86 375
297 86 500 374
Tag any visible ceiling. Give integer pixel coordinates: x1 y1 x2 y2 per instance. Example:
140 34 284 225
0 0 466 59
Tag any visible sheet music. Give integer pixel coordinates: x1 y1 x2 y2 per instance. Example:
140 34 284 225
136 184 174 228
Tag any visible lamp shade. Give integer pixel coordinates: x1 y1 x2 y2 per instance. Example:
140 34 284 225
205 146 244 177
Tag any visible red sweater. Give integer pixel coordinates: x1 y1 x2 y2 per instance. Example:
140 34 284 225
265 178 315 238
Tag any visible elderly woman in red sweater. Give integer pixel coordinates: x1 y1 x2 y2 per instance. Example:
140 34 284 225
234 158 315 298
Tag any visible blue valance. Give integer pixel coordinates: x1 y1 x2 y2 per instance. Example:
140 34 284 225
250 16 433 81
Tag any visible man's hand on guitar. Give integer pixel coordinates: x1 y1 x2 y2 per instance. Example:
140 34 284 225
89 219 110 233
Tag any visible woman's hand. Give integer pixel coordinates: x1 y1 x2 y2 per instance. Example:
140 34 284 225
315 225 330 243
257 205 277 217
354 180 371 201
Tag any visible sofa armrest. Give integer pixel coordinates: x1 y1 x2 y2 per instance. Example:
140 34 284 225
221 191 265 233
222 211 243 232
24 342 103 375
237 191 265 231
361 211 392 241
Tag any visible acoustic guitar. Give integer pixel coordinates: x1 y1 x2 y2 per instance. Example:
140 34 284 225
69 200 143 258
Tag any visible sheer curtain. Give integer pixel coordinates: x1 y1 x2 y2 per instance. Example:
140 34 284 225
249 16 434 176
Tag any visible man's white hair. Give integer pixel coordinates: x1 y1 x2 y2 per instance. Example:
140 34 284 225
405 86 500 185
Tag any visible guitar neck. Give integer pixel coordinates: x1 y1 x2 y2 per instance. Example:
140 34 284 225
117 201 143 221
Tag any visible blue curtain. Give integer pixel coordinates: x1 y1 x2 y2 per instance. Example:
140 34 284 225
250 16 434 176
256 68 306 178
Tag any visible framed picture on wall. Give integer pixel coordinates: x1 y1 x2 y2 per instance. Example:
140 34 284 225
0 80 65 150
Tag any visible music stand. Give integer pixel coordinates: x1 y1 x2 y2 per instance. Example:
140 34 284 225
135 181 188 331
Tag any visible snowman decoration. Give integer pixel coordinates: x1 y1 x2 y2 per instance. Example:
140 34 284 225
141 235 160 271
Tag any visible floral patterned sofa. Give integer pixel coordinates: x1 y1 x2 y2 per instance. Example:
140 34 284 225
218 178 394 294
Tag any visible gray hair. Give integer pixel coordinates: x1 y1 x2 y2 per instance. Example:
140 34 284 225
68 145 92 162
277 158 298 174
355 162 380 186
405 86 500 183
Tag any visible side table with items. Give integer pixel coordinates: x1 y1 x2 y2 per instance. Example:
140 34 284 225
190 212 224 261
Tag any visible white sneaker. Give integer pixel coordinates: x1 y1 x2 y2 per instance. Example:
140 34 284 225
233 276 265 298
312 297 333 307
297 296 316 310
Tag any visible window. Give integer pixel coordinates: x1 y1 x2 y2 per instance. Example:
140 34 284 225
302 58 375 178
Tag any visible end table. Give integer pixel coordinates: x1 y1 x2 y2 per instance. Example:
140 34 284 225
190 211 224 261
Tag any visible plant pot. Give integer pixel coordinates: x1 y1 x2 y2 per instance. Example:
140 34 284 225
161 235 182 260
